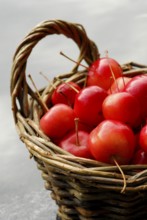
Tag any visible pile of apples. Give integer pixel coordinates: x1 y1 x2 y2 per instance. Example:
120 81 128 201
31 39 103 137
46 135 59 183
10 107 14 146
40 56 147 165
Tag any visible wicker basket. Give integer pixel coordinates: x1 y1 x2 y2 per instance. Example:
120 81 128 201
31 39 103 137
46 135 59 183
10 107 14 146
10 19 147 220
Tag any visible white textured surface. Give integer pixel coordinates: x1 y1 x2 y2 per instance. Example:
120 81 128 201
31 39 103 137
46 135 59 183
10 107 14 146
0 190 57 220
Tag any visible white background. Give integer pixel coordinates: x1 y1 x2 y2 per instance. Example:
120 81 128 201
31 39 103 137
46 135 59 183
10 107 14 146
1 0 147 219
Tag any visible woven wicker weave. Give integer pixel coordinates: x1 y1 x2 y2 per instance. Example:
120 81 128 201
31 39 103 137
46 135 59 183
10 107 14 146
11 19 147 220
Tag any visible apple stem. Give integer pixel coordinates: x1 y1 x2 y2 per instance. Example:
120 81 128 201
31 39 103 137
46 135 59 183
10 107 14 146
39 72 57 90
105 50 120 92
122 75 126 90
28 74 49 113
64 81 80 93
113 157 127 193
109 76 113 94
74 117 80 146
60 51 88 69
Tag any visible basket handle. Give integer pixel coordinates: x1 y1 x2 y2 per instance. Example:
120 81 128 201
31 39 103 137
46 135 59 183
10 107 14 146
10 19 99 121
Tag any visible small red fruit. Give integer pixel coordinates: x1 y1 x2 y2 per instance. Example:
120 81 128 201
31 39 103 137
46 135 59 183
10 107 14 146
124 75 147 121
40 104 75 139
59 130 92 159
108 76 131 94
88 120 136 165
86 57 123 90
102 92 141 128
131 149 147 165
51 81 81 107
139 124 147 153
74 85 108 128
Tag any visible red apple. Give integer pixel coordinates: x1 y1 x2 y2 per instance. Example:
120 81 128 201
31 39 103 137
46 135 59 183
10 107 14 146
74 85 108 128
40 104 75 139
102 92 141 128
86 57 123 90
124 75 147 121
131 149 147 165
51 81 81 107
58 130 92 158
88 120 136 165
108 76 131 94
139 124 147 153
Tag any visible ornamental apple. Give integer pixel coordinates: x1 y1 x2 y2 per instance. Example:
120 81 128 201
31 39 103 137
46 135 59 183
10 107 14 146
102 92 141 128
131 149 147 165
74 85 108 128
51 81 81 107
86 57 123 90
124 75 147 121
108 76 131 94
139 124 147 153
40 104 75 140
88 120 136 165
58 130 92 158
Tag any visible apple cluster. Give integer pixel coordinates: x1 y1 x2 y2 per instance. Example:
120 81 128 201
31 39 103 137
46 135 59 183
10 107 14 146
40 56 147 165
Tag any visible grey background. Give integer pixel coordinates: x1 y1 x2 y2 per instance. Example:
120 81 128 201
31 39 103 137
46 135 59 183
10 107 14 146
1 0 147 219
